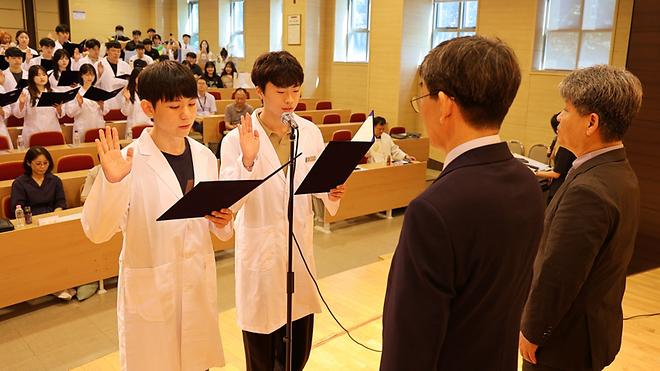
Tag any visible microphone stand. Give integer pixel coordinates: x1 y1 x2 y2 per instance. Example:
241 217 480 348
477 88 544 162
284 116 298 371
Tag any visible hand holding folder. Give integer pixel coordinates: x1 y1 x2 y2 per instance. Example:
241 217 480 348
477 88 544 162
36 87 81 107
83 86 124 101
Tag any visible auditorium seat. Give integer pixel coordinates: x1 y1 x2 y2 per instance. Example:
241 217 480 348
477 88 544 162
104 109 127 121
0 162 24 181
332 130 352 141
58 115 74 124
0 136 11 150
56 154 95 173
315 101 332 110
300 115 313 122
507 140 524 155
349 113 367 122
295 102 306 111
210 91 222 100
322 113 341 124
29 132 65 147
1 195 11 219
389 126 406 135
84 129 102 143
6 116 23 127
132 125 151 138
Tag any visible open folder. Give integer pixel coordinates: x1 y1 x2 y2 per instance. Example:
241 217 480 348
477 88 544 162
0 89 22 107
83 86 124 101
57 70 81 86
295 112 375 195
36 87 81 107
157 154 301 221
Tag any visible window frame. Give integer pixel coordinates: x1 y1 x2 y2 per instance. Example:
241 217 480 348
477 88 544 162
229 0 245 58
431 0 478 49
186 0 200 48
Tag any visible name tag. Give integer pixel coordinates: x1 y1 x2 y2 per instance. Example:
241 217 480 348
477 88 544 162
305 156 316 163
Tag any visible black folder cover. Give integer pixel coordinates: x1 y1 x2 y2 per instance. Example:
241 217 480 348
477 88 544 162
62 40 86 56
0 89 22 107
157 155 300 221
36 87 81 107
0 55 7 70
57 70 80 86
40 58 55 72
83 86 123 101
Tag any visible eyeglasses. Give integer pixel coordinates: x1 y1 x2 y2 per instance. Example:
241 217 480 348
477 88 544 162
410 93 432 113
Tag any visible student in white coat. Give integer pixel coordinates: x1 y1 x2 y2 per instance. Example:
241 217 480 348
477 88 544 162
3 47 28 92
48 49 77 92
72 39 102 71
220 51 346 371
13 65 65 146
53 24 70 51
120 67 152 139
366 116 416 164
0 73 13 149
66 64 110 142
97 41 132 109
28 38 56 72
82 61 233 371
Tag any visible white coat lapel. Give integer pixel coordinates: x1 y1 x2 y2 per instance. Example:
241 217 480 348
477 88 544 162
138 128 184 198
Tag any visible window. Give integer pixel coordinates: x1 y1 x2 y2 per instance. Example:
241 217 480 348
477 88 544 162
229 0 245 58
431 0 478 48
535 0 616 70
186 0 200 48
334 0 371 62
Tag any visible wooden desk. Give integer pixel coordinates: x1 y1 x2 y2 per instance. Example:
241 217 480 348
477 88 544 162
0 169 88 209
0 139 131 166
394 137 430 162
6 122 127 149
0 207 233 308
208 87 258 100
323 161 426 224
215 99 262 114
199 114 225 145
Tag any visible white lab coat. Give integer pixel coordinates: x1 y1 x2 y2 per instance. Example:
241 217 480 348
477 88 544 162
12 88 65 146
0 86 13 149
97 57 132 110
81 128 231 371
71 56 100 72
366 133 408 163
220 109 340 334
65 87 111 142
2 68 28 91
128 54 154 67
120 92 152 139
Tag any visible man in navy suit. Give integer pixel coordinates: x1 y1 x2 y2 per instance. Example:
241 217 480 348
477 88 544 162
380 36 545 370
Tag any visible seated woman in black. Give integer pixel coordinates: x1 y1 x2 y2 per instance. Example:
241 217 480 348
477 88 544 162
10 146 67 218
535 112 577 203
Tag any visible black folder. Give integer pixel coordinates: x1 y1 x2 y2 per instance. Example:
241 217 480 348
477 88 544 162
36 87 81 107
40 58 55 72
0 89 22 107
295 112 375 195
0 55 8 70
57 70 80 86
116 74 131 80
83 86 124 101
15 79 28 90
62 40 86 56
158 155 300 221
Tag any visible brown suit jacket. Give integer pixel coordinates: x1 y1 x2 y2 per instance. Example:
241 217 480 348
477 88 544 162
521 148 640 370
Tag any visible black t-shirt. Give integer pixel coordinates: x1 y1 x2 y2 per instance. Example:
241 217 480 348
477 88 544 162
109 61 118 76
12 71 22 85
162 139 195 194
548 146 577 202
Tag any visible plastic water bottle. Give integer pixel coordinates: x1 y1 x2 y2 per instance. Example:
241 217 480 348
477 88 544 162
72 129 80 146
14 205 25 228
24 206 33 225
126 128 132 140
17 135 24 150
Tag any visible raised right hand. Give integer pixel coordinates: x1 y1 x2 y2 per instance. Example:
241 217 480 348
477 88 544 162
238 113 259 168
96 126 133 183
97 62 104 78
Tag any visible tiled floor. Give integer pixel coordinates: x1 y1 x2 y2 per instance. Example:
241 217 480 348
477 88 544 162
0 212 406 371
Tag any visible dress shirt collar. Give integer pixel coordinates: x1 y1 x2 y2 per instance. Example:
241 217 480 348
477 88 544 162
443 135 502 170
571 143 624 171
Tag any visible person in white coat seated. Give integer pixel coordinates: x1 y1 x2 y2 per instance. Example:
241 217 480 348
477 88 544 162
13 65 65 146
82 61 233 371
366 116 416 164
120 67 152 139
97 41 132 110
65 64 111 142
220 51 347 371
2 47 28 92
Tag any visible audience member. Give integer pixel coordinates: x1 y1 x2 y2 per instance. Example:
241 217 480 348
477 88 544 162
220 61 237 88
520 65 643 371
202 61 222 88
366 116 415 163
534 112 576 203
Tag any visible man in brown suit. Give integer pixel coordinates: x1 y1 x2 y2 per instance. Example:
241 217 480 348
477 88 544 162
520 65 644 371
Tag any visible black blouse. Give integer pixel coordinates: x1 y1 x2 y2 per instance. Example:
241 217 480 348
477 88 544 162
548 146 577 202
10 173 67 218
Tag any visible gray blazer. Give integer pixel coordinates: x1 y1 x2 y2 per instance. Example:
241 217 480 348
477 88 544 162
521 148 640 370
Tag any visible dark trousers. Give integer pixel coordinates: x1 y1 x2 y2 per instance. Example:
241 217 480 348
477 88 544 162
242 314 314 371
523 360 596 371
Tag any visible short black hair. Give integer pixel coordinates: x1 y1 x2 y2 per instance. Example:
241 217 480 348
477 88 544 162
157 55 170 62
115 25 124 31
135 43 145 50
55 24 70 33
133 59 148 69
373 116 387 127
85 38 101 49
138 60 197 107
147 28 156 33
5 47 24 58
183 34 191 38
105 41 121 50
23 146 54 175
39 38 55 48
142 38 153 45
251 51 304 92
153 34 162 41
186 52 197 59
132 30 141 36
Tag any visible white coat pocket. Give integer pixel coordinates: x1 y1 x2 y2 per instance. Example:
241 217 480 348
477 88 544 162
237 225 277 272
123 263 176 322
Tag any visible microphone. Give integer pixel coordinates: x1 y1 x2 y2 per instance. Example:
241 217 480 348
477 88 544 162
281 112 298 129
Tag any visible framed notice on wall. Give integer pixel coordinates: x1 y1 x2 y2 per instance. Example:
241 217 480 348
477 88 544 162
287 14 301 45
